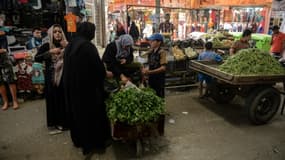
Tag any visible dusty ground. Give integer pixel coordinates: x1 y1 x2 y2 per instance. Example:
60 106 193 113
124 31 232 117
0 88 285 160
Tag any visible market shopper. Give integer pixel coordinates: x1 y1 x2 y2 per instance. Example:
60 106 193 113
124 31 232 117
102 34 134 84
129 21 140 42
230 29 252 55
270 25 285 59
197 41 223 98
26 27 42 50
35 24 69 134
63 22 111 156
115 19 126 38
0 14 19 110
142 33 167 98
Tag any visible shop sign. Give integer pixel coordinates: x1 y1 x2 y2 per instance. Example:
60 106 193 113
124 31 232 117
140 0 155 5
214 0 271 6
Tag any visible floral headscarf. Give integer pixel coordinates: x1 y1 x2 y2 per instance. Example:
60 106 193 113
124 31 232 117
115 34 134 60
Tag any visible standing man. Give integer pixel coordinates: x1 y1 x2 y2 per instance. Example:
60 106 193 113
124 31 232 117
159 13 174 35
270 25 285 59
142 33 167 98
230 29 252 55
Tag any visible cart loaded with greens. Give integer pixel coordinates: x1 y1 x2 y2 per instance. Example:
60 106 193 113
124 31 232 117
190 48 285 125
106 84 165 157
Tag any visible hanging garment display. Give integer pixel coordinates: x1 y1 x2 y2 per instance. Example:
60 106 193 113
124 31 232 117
64 13 77 32
15 60 33 92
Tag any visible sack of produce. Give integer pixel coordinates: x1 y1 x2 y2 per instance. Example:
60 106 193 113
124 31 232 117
218 48 285 75
106 87 165 125
184 47 198 59
172 46 186 61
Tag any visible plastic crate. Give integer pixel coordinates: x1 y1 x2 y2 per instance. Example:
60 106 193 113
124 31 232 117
167 59 188 72
251 33 271 52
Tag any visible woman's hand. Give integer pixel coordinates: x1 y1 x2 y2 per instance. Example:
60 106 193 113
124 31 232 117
120 58 127 64
0 48 7 54
106 71 113 78
120 74 129 84
141 67 149 75
49 48 62 55
60 40 68 48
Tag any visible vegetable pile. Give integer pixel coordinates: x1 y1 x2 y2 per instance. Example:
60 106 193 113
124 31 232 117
106 87 165 125
218 48 285 75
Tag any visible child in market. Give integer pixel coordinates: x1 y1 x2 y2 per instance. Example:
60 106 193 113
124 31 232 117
198 41 223 98
141 33 167 98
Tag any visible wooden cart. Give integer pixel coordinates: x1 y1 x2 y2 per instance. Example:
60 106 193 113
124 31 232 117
112 115 165 157
190 60 285 125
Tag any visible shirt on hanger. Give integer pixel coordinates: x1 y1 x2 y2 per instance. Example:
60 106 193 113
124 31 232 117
64 13 77 33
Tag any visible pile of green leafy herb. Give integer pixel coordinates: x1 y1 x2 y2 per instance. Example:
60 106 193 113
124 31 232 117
218 48 285 75
106 87 165 125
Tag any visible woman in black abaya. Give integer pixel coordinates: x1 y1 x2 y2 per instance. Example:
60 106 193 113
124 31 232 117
63 22 111 155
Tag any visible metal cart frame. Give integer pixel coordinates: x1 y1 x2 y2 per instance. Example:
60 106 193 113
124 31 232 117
190 60 285 125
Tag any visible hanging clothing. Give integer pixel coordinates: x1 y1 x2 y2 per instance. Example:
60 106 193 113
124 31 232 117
32 62 44 84
64 13 77 33
15 61 33 92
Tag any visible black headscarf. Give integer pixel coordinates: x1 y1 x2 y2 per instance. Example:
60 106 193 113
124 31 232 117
76 22 96 41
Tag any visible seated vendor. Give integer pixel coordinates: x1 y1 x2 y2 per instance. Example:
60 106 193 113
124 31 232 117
230 29 252 55
102 34 134 84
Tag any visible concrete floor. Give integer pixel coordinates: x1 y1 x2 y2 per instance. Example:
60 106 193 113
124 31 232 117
0 88 285 160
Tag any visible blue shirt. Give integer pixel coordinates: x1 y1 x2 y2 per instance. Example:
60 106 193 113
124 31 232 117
27 37 42 50
197 50 223 83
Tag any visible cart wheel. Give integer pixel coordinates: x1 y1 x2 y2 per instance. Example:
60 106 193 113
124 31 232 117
247 87 280 125
209 85 236 104
136 139 143 157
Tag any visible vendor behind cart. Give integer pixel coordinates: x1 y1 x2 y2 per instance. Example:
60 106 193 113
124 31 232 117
229 29 252 56
270 25 285 60
102 34 134 84
198 41 223 98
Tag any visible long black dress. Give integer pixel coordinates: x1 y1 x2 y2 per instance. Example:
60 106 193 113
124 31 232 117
63 29 111 154
35 43 68 129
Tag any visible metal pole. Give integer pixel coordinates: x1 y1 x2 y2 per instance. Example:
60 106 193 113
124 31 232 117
155 0 160 33
101 0 106 47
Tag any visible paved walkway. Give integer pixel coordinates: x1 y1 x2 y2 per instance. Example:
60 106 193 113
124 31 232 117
1 89 285 160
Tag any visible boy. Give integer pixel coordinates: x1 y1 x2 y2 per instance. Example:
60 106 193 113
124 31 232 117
198 41 223 98
27 27 42 50
142 33 167 98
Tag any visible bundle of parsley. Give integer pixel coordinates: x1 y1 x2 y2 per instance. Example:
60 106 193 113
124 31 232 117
106 88 165 125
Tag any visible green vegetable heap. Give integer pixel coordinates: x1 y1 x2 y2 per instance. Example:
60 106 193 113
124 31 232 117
218 48 285 75
106 88 165 125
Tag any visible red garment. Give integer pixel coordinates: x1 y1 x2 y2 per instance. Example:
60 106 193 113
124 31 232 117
16 63 33 91
271 32 285 54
